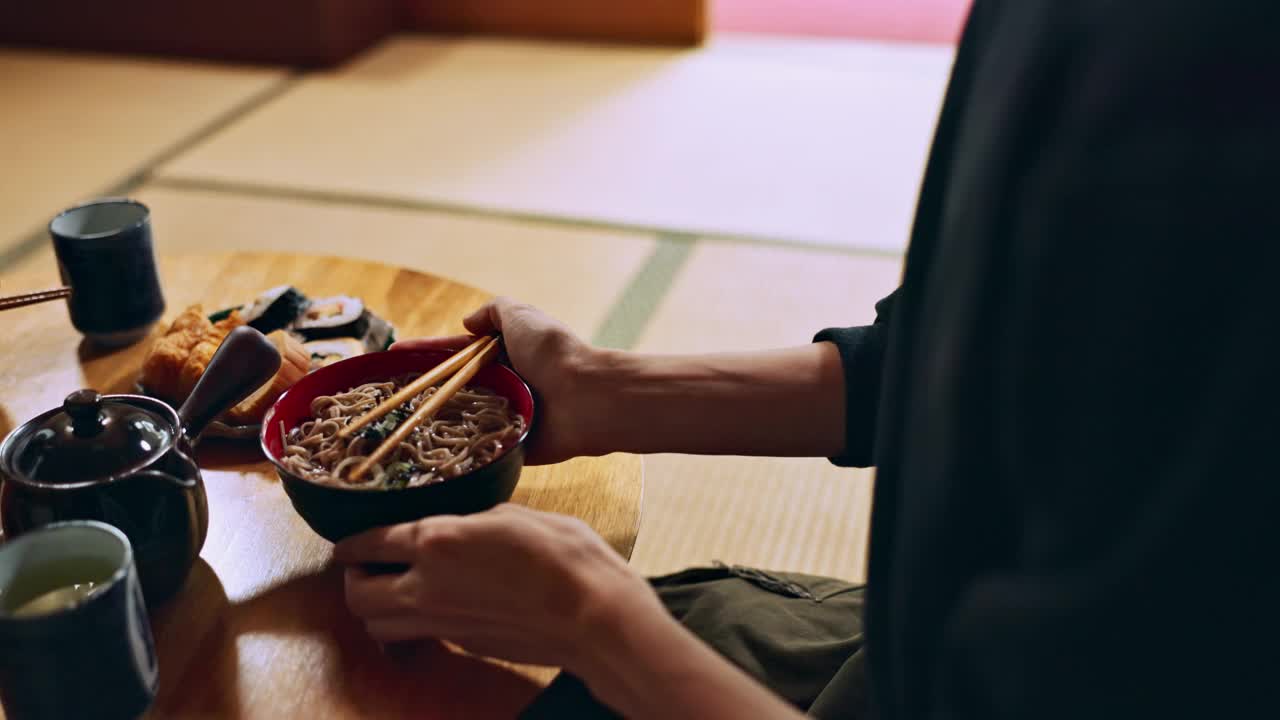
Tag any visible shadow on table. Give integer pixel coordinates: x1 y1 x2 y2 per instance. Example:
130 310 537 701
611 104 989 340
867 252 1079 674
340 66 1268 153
77 337 124 365
149 559 245 717
195 438 275 474
77 336 153 395
161 562 543 718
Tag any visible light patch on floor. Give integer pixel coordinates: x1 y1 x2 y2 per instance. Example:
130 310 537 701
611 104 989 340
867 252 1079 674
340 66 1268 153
637 241 903 353
0 49 285 253
157 34 952 253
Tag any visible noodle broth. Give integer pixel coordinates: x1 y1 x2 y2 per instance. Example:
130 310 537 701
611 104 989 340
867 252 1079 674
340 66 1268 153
279 374 526 490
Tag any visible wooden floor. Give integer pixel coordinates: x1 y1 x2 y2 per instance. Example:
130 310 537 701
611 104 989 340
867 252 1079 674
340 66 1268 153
0 32 930 582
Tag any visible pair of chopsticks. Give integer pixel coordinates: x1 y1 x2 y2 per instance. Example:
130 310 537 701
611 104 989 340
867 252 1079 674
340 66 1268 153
341 335 501 482
0 287 71 312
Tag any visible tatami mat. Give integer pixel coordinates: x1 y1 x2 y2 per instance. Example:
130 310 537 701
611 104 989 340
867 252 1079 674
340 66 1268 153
156 34 951 253
627 241 901 579
0 49 285 255
125 186 652 337
0 246 53 285
637 240 903 352
630 455 875 582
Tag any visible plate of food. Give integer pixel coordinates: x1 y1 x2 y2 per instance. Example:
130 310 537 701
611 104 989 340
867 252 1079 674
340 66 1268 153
138 286 396 439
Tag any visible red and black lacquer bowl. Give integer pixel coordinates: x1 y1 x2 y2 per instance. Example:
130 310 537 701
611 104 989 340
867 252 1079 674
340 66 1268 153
260 350 534 542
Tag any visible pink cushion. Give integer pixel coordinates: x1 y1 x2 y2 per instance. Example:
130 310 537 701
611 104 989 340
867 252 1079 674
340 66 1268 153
714 0 972 45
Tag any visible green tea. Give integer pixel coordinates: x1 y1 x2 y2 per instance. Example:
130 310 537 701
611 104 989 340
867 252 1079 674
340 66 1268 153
1 556 118 618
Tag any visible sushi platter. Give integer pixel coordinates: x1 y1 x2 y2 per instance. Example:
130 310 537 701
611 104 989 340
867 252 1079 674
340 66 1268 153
137 286 396 439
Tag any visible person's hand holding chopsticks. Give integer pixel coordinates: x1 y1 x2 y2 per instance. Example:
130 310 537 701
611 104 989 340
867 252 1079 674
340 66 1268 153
390 297 597 466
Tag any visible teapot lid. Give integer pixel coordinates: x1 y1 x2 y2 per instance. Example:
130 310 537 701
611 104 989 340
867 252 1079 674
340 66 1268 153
6 390 174 485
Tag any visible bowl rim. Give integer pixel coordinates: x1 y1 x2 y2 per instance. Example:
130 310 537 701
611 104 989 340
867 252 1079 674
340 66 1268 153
259 349 534 494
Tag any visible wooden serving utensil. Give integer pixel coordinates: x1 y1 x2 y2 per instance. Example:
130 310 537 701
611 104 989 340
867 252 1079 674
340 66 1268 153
347 336 502 482
337 334 491 441
0 287 72 312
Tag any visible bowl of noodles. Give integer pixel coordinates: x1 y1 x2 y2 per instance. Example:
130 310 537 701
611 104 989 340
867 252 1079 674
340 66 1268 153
260 349 534 541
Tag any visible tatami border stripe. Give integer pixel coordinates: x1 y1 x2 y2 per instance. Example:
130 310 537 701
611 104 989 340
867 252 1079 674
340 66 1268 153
591 234 696 350
146 175 907 260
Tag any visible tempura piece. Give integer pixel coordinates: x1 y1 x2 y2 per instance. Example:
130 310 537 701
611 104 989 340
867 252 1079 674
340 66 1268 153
140 305 214 403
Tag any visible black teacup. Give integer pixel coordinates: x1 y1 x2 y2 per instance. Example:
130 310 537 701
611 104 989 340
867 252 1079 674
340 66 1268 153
0 521 158 720
49 198 165 347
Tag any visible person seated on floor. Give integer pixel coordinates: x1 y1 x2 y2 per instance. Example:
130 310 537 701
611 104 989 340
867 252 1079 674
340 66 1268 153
332 1 1279 718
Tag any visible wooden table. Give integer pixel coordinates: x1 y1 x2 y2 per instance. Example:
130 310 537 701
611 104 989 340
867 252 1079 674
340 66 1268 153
0 252 644 719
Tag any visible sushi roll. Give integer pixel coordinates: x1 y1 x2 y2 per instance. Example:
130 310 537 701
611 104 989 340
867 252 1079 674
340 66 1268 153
240 286 308 334
304 337 366 368
294 296 369 340
360 312 395 352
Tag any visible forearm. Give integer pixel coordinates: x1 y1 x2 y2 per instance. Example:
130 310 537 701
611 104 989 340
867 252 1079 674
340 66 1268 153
576 343 846 457
573 591 803 720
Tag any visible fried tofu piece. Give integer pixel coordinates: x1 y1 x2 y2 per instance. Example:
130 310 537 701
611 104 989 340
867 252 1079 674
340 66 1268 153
140 337 189 404
174 311 246 399
176 337 219 400
140 305 214 403
171 310 245 397
167 305 212 339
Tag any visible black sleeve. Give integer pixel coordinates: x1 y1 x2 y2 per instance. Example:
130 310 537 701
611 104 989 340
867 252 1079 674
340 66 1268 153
812 288 900 468
937 4 1280 718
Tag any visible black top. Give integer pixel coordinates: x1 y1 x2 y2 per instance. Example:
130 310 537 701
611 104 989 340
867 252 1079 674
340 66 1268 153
817 1 1280 717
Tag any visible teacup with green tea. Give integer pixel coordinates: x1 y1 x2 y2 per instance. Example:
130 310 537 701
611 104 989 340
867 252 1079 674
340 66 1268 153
0 521 157 720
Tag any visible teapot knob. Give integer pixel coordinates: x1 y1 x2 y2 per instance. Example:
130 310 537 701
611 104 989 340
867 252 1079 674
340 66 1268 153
64 389 105 437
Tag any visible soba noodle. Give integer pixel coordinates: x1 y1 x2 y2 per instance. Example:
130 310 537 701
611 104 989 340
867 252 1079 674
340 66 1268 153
281 374 525 490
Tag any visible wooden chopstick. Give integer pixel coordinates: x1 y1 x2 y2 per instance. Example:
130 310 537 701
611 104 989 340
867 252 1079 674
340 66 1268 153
347 336 502 482
338 335 491 440
0 287 71 312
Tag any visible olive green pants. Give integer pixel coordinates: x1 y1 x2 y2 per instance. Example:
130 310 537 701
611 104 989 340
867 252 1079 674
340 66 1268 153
521 565 870 719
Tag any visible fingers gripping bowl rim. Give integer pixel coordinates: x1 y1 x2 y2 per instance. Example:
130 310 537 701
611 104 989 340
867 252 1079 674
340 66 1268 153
260 350 535 542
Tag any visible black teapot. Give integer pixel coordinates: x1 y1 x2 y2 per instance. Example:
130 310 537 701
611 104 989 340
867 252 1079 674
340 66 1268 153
0 326 281 604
